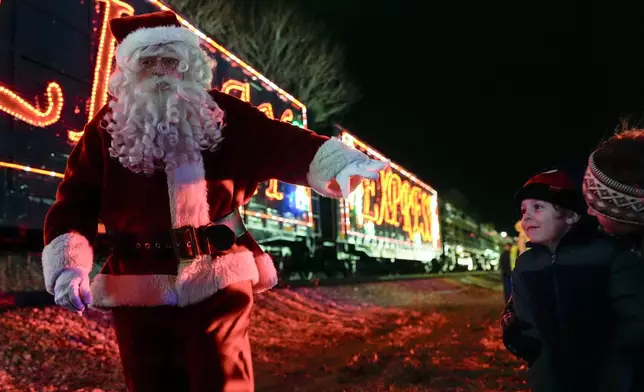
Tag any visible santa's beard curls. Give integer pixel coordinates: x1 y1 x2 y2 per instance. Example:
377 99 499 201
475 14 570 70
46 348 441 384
104 74 224 175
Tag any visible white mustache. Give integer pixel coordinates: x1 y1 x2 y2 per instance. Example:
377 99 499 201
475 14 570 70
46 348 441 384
137 76 179 93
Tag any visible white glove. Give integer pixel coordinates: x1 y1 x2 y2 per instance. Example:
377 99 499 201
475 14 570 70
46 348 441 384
336 159 388 198
53 267 92 314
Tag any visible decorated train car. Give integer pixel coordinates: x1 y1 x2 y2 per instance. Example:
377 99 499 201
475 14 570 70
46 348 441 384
440 200 510 273
320 126 442 276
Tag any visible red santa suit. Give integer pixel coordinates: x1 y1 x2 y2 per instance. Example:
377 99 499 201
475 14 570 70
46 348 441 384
40 10 384 392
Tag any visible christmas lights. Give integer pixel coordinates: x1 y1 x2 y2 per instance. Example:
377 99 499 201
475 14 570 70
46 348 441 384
221 79 250 103
0 161 64 179
265 180 284 201
0 82 63 127
90 0 135 118
257 103 274 119
355 171 432 243
339 130 441 249
68 0 134 143
279 109 294 123
341 132 436 194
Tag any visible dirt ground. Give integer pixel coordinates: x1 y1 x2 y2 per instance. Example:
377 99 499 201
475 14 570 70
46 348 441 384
0 275 528 391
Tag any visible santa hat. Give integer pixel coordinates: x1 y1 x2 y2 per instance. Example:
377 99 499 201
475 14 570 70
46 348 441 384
110 10 201 64
515 169 586 214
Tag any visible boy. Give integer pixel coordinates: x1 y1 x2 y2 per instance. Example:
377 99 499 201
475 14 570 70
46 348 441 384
503 168 644 391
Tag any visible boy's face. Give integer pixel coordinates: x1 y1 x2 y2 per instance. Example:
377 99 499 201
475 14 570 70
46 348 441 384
520 199 572 248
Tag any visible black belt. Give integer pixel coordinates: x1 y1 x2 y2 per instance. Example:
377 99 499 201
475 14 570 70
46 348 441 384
110 210 248 260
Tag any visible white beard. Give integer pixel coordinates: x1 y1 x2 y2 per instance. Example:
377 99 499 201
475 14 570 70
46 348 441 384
104 76 224 175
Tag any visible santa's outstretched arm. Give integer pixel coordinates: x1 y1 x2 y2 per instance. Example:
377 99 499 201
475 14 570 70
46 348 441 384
213 91 387 198
41 106 107 295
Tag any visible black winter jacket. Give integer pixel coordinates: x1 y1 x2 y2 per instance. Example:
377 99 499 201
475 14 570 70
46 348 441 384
502 226 644 392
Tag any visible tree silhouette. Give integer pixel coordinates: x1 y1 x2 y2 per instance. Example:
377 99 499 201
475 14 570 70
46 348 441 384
167 0 360 126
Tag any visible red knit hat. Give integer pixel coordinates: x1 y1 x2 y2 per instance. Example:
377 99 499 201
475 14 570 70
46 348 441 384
515 169 586 214
109 11 200 64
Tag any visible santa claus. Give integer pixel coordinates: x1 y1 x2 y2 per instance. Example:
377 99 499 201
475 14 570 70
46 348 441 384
41 10 386 392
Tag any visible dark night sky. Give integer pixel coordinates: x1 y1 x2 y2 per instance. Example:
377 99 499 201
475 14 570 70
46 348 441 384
298 1 644 233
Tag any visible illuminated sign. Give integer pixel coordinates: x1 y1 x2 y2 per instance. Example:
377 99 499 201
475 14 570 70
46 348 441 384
245 182 314 238
337 128 441 261
0 0 313 233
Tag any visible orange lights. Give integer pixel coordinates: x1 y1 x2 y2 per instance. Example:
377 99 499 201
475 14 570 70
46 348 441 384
0 161 64 179
148 0 307 127
342 132 436 195
257 104 296 125
360 170 433 243
279 109 294 123
339 130 441 250
265 180 284 200
257 103 274 119
89 0 134 118
67 130 84 143
221 80 251 103
68 0 134 143
0 82 63 127
219 82 298 128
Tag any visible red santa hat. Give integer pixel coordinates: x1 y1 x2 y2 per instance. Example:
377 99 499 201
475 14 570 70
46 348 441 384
110 10 201 64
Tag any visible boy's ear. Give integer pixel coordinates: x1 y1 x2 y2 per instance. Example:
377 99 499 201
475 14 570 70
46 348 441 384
565 212 580 225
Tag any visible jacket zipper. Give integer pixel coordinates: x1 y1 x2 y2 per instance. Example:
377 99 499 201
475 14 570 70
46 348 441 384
551 253 563 321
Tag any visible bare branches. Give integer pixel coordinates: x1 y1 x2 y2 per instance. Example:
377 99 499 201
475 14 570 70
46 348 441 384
167 0 360 125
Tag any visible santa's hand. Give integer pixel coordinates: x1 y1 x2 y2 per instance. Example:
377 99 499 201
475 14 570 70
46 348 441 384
53 268 92 315
336 159 388 198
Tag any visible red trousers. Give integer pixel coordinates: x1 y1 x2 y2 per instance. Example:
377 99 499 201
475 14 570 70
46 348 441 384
111 280 254 392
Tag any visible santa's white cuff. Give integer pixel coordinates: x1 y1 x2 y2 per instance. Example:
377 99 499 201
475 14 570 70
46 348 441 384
42 232 94 295
253 253 279 293
306 138 367 198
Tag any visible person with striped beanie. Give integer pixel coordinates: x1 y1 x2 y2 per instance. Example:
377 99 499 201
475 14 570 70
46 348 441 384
584 130 644 241
583 130 644 391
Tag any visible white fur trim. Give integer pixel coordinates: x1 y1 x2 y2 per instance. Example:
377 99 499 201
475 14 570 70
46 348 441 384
175 251 258 306
90 251 259 308
166 160 211 228
115 26 200 65
253 253 278 293
306 138 367 198
42 233 94 295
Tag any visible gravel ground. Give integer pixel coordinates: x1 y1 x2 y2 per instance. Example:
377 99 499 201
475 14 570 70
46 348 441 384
0 273 527 391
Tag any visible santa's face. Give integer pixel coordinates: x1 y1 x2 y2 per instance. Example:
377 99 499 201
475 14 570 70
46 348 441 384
105 43 224 175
